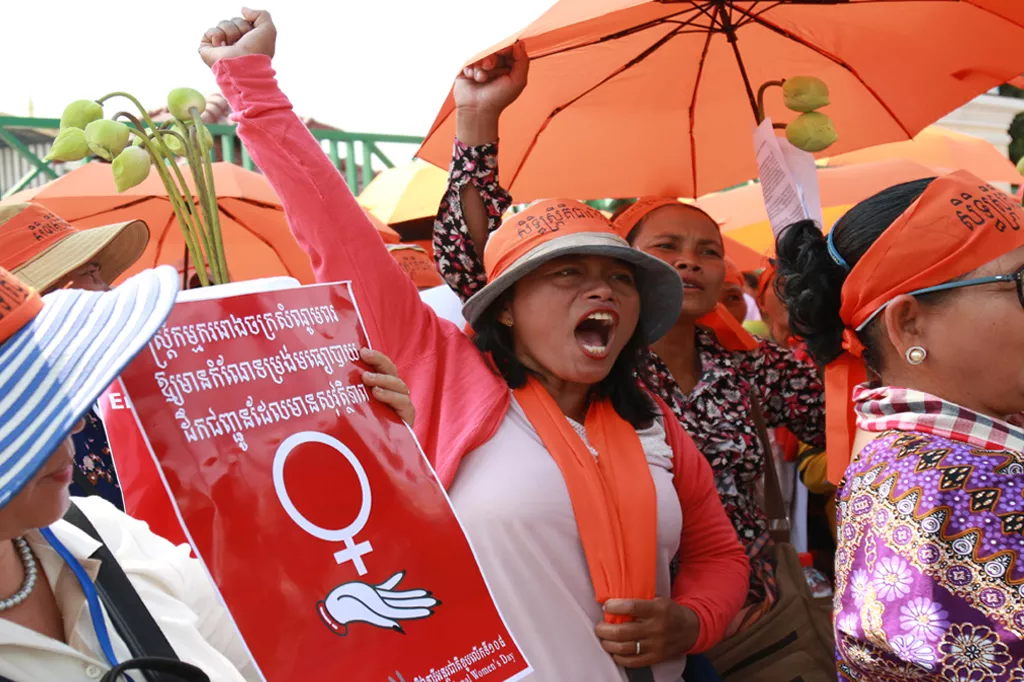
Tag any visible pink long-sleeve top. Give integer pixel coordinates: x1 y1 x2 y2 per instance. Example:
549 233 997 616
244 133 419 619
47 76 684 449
214 54 748 653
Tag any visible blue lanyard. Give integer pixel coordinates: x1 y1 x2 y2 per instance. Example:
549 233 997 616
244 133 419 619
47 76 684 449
39 527 121 669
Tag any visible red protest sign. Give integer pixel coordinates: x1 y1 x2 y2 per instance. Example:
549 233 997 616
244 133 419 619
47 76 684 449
118 282 531 682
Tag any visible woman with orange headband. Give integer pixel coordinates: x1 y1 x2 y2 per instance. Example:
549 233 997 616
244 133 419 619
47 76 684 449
199 12 749 682
433 46 825 626
776 172 1024 678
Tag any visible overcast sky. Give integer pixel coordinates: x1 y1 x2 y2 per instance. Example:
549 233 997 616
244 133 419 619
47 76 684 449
2 1 555 161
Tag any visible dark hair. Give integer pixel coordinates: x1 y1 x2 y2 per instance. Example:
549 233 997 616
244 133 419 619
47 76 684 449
473 290 658 428
775 178 939 371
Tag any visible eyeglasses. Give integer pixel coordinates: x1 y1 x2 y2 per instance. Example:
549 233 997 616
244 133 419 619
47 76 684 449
856 264 1024 331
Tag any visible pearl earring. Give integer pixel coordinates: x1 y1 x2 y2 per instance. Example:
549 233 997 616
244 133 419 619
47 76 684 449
906 346 927 365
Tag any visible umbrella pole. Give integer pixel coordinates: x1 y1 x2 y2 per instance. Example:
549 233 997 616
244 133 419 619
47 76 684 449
717 1 760 122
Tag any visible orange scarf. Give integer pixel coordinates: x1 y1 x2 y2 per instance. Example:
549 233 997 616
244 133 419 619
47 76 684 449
513 377 657 622
699 303 759 352
825 171 1024 483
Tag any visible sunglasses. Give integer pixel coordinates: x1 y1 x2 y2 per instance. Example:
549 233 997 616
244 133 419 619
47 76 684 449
857 264 1024 331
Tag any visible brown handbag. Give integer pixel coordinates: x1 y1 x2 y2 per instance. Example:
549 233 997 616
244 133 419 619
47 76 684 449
705 393 835 682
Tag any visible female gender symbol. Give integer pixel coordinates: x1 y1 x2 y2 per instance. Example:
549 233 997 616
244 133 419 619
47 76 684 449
273 431 374 575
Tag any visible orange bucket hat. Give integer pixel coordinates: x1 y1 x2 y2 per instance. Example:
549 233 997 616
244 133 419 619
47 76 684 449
0 202 149 292
612 197 758 351
825 170 1024 483
462 199 682 342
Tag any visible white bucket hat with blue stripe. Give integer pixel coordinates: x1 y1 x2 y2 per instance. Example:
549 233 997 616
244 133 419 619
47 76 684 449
0 264 179 509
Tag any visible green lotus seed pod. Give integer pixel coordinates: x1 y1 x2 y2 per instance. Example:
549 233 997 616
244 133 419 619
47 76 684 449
783 77 830 113
162 127 186 157
161 122 213 157
45 127 91 162
59 100 103 130
1016 155 1024 176
167 88 207 121
112 147 152 192
85 119 130 161
785 112 838 153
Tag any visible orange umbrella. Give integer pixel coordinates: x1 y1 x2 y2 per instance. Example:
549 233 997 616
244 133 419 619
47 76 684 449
696 158 938 254
418 1 1024 201
824 125 1022 184
5 162 315 284
358 159 449 226
6 162 405 285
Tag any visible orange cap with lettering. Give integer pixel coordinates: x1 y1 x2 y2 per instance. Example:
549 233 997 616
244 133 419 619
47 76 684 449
0 204 77 271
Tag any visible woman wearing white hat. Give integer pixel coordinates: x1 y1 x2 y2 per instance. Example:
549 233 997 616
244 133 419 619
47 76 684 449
199 11 749 682
0 201 152 511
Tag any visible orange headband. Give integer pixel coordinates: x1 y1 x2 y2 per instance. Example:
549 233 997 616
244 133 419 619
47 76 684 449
0 266 43 344
825 170 1024 483
612 197 686 239
484 200 615 280
0 204 78 272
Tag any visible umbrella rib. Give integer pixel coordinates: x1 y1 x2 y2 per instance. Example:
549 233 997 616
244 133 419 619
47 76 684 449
152 198 180 273
688 6 721 197
507 22 691 195
217 202 301 279
526 3 713 61
963 0 1024 31
731 3 915 139
61 196 154 224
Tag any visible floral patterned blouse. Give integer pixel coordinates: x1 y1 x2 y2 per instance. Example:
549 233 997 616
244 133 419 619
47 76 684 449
835 430 1024 681
433 140 826 605
70 408 124 511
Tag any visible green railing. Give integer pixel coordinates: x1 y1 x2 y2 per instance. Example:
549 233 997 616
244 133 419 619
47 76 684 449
0 116 424 199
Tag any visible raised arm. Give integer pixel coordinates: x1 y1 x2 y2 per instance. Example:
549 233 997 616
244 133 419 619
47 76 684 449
433 44 526 302
199 10 439 370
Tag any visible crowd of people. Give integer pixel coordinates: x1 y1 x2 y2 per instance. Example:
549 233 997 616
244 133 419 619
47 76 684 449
1 7 1024 682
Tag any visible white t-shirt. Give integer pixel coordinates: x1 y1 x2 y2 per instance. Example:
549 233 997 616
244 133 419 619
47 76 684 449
450 398 686 682
0 497 257 682
419 285 466 328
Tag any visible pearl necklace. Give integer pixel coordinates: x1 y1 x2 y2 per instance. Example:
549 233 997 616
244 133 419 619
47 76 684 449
0 538 37 611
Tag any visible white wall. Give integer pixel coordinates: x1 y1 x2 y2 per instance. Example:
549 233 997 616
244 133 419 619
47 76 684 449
937 92 1024 156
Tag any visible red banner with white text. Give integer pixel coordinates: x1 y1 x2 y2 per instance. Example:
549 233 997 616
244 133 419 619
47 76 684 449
117 281 531 682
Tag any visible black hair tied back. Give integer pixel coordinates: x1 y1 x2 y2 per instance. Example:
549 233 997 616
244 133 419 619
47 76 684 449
775 178 935 368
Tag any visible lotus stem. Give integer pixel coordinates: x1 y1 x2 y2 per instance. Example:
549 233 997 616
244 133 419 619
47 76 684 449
126 126 210 287
756 80 785 124
179 119 224 284
116 112 215 283
154 126 218 274
191 109 229 284
98 92 177 163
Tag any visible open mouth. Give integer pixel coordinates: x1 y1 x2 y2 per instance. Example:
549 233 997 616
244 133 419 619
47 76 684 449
680 275 704 291
574 310 617 359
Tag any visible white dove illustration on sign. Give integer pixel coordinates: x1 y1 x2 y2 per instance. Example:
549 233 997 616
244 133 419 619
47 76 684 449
317 571 440 636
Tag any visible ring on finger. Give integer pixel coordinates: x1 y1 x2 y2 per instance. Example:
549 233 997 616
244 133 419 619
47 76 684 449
635 640 641 656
